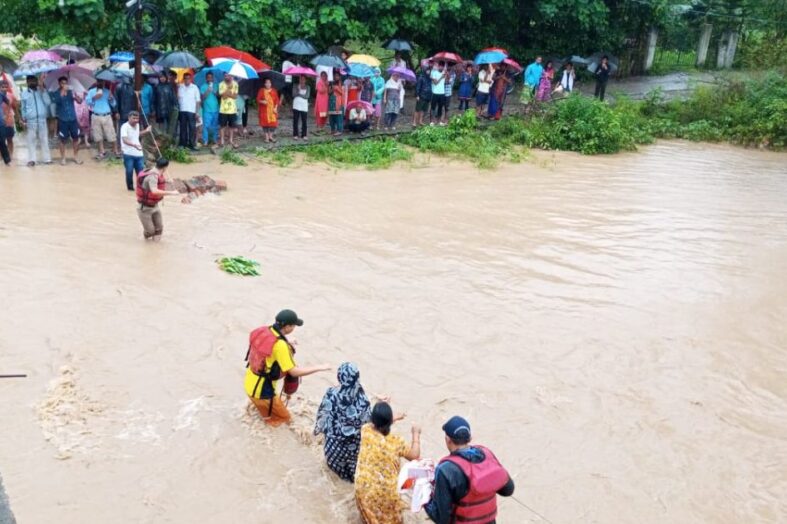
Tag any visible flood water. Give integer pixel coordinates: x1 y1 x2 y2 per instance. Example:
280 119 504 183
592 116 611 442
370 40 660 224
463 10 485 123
1 141 786 523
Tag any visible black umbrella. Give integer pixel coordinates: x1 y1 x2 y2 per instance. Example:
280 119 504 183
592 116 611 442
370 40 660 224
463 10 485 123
0 55 17 75
142 48 163 65
586 51 619 74
96 69 121 82
239 71 287 98
49 44 91 61
383 39 413 52
280 39 317 56
310 54 346 69
155 51 203 69
545 56 567 68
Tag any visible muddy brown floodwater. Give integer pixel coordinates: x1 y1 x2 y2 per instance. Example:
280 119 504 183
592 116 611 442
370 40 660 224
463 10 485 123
0 141 786 523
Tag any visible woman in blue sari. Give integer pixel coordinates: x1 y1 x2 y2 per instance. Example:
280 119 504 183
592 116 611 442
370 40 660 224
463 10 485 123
314 362 372 481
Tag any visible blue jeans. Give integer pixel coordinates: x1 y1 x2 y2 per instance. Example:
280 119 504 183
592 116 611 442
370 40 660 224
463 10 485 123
202 111 219 144
123 154 145 191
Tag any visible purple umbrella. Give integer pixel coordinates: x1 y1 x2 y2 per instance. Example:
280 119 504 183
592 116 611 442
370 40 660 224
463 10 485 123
22 50 63 63
387 66 415 83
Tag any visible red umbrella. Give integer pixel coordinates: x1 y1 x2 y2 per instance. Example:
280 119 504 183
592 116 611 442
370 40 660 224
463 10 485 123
205 46 270 72
482 47 509 56
502 58 523 72
283 66 317 77
432 52 463 63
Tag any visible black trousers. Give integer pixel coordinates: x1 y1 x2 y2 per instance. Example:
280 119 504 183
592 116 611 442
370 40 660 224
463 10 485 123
594 81 607 101
430 95 445 119
179 111 196 147
293 109 307 138
0 129 9 164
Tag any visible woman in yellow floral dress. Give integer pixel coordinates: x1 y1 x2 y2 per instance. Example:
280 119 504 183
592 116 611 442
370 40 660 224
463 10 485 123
355 402 421 524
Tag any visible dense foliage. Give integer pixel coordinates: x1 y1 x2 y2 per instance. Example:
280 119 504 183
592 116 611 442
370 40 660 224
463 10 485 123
4 1 778 66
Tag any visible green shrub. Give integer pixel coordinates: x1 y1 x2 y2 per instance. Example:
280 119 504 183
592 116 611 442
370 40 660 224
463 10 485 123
529 94 642 154
161 146 195 164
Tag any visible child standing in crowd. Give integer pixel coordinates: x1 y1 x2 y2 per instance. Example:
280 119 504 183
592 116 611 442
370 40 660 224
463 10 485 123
443 66 456 119
457 64 474 111
328 80 344 136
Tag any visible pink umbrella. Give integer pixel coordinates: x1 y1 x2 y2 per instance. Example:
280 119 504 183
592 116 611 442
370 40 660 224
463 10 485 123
503 58 523 72
346 100 374 114
22 50 63 63
283 66 317 77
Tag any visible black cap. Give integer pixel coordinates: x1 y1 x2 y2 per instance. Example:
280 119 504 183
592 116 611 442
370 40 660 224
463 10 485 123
275 309 303 327
442 416 471 440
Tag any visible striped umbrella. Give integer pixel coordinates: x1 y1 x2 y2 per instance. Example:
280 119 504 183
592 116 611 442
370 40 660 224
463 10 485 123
212 59 259 79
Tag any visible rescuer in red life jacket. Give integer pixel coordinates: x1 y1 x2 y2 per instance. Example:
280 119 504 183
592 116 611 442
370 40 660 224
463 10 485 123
424 416 515 524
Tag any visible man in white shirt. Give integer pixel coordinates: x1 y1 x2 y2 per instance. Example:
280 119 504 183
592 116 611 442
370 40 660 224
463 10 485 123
120 111 151 191
430 61 448 125
475 64 493 116
177 73 201 150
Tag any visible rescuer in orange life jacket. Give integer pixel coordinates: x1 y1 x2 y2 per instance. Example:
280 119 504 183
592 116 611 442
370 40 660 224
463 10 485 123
424 416 515 524
244 309 331 426
135 156 181 241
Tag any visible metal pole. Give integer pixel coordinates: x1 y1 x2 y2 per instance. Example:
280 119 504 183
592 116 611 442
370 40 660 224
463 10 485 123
134 0 143 108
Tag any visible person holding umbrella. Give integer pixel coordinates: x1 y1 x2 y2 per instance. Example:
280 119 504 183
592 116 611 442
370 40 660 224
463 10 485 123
256 77 280 143
292 75 311 140
594 55 611 101
49 76 84 165
430 61 449 126
218 72 239 148
20 75 52 167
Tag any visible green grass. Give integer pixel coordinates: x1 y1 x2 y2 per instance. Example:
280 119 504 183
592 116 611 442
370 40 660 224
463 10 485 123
256 138 411 169
220 149 248 166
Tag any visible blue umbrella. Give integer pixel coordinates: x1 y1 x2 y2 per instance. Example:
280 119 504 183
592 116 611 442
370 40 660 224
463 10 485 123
474 50 507 65
109 51 135 63
212 59 258 79
193 67 220 87
13 59 61 78
348 63 373 78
